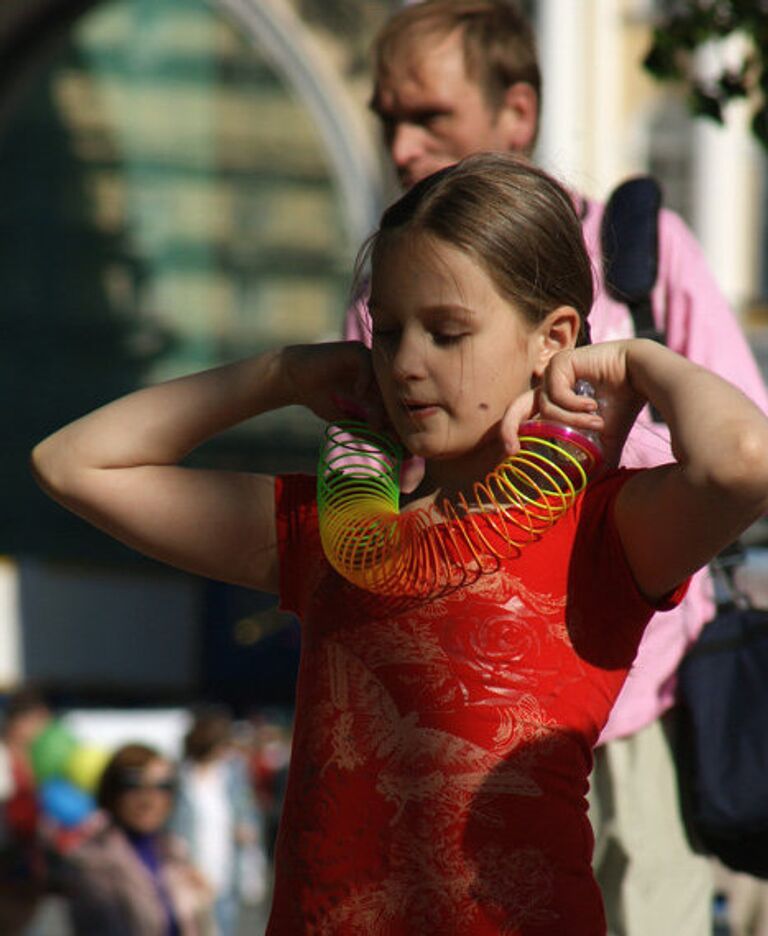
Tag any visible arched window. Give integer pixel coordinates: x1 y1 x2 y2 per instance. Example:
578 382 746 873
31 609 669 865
0 0 392 556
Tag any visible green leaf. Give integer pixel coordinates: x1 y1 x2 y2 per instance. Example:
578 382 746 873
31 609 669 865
752 104 768 152
719 71 749 99
643 42 682 80
689 86 724 123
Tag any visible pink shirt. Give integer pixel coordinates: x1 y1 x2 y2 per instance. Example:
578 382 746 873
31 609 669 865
344 198 768 743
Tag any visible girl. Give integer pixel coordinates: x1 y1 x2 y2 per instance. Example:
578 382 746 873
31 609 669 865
32 153 768 935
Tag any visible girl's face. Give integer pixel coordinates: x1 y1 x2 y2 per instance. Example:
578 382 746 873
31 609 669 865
370 232 559 484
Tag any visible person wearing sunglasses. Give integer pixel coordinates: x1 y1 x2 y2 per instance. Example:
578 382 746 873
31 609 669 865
64 743 215 936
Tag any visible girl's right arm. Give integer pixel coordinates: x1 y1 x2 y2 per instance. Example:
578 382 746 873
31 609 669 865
31 342 379 593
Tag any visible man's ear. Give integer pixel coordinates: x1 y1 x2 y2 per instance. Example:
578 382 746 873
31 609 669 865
497 82 538 154
531 306 581 377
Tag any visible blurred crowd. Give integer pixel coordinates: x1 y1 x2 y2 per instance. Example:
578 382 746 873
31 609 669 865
0 687 291 936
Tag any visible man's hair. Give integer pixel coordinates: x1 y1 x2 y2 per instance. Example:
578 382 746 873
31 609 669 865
364 153 593 345
373 0 541 114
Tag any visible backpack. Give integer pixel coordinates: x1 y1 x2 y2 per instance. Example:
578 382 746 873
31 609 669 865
601 175 667 423
600 175 664 345
676 545 768 877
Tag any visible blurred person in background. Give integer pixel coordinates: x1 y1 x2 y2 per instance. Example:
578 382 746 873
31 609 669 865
64 742 214 936
172 710 266 936
343 2 768 934
249 717 291 863
714 864 768 936
0 687 51 935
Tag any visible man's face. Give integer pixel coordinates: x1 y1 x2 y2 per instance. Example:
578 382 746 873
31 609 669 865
372 29 523 190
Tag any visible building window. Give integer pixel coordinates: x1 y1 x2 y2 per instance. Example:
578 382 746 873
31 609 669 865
0 0 389 555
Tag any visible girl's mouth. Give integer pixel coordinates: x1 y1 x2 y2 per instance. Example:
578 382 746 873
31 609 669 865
403 401 439 420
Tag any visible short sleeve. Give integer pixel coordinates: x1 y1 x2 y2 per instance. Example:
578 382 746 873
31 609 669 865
657 209 768 414
566 469 689 670
274 473 320 617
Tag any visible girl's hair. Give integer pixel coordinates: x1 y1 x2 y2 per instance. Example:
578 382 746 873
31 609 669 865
373 0 541 127
96 742 170 813
361 152 594 345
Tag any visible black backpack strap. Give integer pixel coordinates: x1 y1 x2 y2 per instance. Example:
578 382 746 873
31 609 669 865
601 176 664 344
711 540 752 613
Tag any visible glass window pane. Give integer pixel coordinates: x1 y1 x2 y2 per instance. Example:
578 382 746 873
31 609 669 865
0 0 387 555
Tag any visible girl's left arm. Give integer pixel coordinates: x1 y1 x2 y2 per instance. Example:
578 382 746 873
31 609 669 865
536 339 768 602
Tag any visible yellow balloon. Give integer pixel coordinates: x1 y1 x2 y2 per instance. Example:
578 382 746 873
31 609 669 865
65 745 111 793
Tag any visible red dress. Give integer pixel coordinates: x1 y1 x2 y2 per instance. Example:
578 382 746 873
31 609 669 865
268 471 686 935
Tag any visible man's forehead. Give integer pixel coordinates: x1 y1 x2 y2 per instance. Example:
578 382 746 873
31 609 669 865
372 30 470 110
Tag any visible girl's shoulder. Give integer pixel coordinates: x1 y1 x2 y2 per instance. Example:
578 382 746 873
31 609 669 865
275 473 323 613
275 472 316 500
274 473 318 524
582 466 641 505
574 467 643 551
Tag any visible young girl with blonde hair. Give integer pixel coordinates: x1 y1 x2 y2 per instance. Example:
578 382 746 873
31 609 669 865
33 153 768 935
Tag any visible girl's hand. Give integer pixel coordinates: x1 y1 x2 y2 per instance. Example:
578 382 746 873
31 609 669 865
282 341 386 427
282 342 432 491
501 341 646 467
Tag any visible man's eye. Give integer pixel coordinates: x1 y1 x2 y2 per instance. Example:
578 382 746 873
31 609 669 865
419 111 446 129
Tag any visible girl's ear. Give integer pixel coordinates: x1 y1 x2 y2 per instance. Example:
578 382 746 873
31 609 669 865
531 306 581 378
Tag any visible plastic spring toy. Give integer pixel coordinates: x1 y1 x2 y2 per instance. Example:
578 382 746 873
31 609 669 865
317 391 603 598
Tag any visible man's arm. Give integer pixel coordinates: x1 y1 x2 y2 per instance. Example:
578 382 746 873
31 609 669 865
659 208 768 412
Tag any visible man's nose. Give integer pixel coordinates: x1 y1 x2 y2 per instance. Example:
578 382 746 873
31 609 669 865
389 122 425 169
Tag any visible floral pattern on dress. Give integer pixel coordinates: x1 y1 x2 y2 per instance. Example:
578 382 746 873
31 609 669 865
270 471 661 934
285 632 567 932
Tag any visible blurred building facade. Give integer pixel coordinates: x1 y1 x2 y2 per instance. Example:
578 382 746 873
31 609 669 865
534 0 768 332
0 0 766 704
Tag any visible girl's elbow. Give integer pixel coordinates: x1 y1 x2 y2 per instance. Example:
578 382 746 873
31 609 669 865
30 436 77 502
714 427 768 509
30 439 55 492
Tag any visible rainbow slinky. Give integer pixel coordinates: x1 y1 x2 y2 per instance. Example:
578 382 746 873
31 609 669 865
317 420 602 598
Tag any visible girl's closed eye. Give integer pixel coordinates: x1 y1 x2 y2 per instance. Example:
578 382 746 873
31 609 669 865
423 306 474 348
431 330 468 347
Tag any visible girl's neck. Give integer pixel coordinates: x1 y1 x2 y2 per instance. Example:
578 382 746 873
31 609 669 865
404 438 509 509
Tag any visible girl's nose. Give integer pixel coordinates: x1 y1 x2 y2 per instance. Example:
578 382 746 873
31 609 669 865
391 329 428 381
